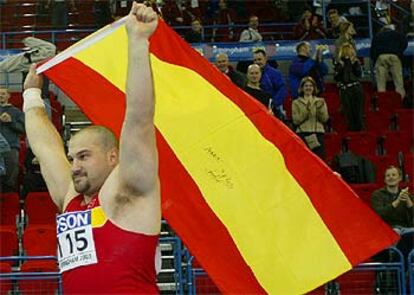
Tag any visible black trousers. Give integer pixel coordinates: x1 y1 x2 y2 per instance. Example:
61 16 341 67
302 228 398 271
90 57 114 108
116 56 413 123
339 83 365 131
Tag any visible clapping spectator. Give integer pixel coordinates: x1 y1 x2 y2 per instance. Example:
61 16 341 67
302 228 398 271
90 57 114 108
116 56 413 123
334 21 357 61
334 43 364 131
289 41 328 99
239 15 263 43
292 77 329 159
294 7 327 41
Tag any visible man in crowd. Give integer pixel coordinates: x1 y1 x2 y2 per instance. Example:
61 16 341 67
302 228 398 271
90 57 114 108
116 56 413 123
215 53 246 88
370 24 408 99
253 49 287 119
239 15 263 43
326 9 347 39
0 88 25 193
184 18 204 43
243 64 272 110
288 41 328 99
23 3 161 293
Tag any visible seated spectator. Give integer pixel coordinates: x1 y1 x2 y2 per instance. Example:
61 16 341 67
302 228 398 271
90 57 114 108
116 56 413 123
93 0 112 28
334 21 357 61
370 24 408 99
294 7 327 41
45 0 76 29
372 166 413 232
289 41 328 99
215 53 246 88
371 166 413 264
212 0 235 42
0 88 25 193
21 148 47 198
292 77 329 159
334 43 364 131
184 19 204 43
162 0 195 26
239 15 263 43
243 64 272 110
326 9 347 39
253 49 288 119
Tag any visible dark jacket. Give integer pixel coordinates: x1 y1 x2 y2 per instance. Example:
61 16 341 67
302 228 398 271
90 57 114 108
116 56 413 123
0 104 25 149
370 29 408 63
371 187 414 228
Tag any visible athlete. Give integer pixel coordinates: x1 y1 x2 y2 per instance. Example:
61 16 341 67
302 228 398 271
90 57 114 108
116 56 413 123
23 2 161 293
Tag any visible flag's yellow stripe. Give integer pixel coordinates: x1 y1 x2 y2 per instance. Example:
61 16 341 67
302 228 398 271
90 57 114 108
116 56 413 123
74 26 351 293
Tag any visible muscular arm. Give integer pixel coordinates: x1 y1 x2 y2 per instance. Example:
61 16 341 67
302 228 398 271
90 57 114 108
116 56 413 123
23 68 73 211
118 4 159 198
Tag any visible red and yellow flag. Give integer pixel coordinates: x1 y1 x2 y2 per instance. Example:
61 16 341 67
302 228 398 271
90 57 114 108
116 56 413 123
38 18 398 294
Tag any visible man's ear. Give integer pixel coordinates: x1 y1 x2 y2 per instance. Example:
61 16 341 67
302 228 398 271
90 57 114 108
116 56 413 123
108 148 119 166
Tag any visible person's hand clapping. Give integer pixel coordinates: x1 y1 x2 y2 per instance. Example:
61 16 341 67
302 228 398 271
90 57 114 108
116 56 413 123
126 2 158 41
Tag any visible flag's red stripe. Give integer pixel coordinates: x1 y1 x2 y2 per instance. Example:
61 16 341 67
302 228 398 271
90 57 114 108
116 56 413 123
45 58 267 294
149 20 398 265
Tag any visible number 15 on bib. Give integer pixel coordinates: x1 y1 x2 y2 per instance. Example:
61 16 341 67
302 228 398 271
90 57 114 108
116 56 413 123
57 210 98 272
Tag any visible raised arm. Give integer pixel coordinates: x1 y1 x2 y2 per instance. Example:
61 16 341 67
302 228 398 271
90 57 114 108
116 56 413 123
23 66 73 211
118 3 159 198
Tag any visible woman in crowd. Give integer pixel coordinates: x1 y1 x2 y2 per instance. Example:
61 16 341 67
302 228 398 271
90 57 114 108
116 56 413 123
292 76 329 159
334 43 365 131
294 7 327 41
334 21 357 61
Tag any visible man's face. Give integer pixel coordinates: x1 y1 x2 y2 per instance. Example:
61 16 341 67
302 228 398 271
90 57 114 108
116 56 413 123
68 132 117 196
215 54 229 73
191 20 202 33
247 65 261 84
0 89 10 106
384 168 401 187
253 52 267 69
328 12 339 25
300 43 311 57
249 16 259 30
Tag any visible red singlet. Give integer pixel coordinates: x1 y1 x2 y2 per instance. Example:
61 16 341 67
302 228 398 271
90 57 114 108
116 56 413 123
60 195 159 294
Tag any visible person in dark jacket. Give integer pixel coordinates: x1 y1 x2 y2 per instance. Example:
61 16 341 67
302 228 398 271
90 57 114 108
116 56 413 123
370 24 408 98
334 43 364 131
184 18 204 43
0 88 25 193
289 41 328 99
215 53 246 88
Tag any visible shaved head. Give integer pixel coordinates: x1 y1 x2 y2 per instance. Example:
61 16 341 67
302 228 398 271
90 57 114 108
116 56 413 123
72 126 119 152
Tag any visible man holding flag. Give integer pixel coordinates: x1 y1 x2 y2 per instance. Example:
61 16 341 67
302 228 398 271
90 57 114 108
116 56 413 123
23 2 161 293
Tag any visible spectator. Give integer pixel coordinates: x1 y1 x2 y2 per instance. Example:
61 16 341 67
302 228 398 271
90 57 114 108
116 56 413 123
370 24 408 99
294 7 327 41
326 9 347 39
45 0 76 29
253 49 288 119
402 1 414 38
21 148 47 198
0 88 25 193
334 43 365 131
212 0 235 42
243 64 272 110
239 15 263 43
371 166 413 264
162 0 195 26
372 166 413 232
215 53 246 88
93 0 112 28
334 21 357 61
184 19 204 43
289 41 328 99
292 77 329 159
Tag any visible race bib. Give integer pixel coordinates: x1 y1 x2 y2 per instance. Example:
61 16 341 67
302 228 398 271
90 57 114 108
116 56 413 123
57 210 98 272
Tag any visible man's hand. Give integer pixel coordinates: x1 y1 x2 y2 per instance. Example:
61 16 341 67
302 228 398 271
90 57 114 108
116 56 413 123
399 187 413 207
24 64 43 90
125 2 158 41
0 112 12 122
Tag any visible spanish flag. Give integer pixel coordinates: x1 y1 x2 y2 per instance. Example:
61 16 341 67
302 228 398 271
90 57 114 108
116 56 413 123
38 18 398 294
